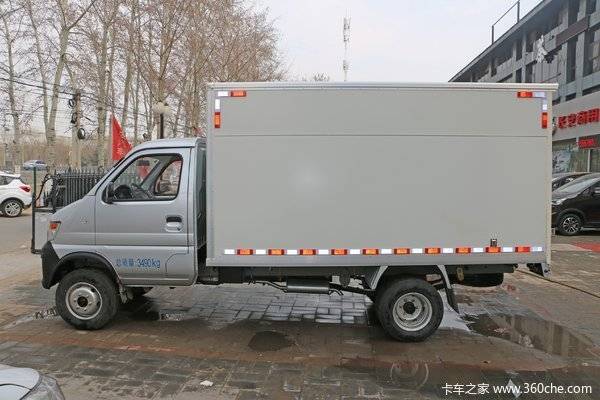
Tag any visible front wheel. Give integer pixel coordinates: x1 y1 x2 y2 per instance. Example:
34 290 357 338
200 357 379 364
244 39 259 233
375 278 443 342
56 269 119 330
557 213 582 236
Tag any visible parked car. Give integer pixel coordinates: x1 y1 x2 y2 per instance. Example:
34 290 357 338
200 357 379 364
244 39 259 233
552 173 600 235
0 364 64 399
551 172 589 191
0 172 31 217
22 160 47 170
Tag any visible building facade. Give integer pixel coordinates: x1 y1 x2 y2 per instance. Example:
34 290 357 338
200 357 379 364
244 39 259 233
451 0 600 173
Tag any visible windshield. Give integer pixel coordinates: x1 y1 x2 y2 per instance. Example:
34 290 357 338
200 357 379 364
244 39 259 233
554 175 600 195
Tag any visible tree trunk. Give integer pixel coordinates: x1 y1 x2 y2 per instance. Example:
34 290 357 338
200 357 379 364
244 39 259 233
1 14 21 170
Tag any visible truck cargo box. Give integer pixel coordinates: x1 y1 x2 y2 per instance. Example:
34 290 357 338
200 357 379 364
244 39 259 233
206 83 557 269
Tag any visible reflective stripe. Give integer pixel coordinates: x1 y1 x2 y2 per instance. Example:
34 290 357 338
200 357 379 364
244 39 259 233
223 245 544 255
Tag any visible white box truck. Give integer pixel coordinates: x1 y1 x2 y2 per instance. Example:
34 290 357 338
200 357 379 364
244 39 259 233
41 82 557 341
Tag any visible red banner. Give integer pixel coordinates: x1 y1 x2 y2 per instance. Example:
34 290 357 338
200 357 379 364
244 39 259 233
111 115 132 161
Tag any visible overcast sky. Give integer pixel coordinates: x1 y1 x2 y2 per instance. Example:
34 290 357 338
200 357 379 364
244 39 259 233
254 0 542 82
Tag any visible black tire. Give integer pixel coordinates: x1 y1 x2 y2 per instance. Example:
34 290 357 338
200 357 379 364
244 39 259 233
557 213 582 236
55 268 119 330
1 199 23 218
375 278 443 342
130 287 152 298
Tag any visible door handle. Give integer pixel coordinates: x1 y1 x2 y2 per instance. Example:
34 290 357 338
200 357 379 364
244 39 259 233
165 215 183 232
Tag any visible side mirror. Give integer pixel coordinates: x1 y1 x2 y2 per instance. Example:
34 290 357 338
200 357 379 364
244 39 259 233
105 182 115 204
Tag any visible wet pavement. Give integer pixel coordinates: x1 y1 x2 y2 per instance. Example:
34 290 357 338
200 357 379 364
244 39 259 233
0 215 600 399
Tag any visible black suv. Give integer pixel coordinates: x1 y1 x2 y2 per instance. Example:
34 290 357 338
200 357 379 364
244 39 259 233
552 173 600 235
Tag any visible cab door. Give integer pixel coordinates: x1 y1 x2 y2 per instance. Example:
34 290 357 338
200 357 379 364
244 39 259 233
94 148 193 284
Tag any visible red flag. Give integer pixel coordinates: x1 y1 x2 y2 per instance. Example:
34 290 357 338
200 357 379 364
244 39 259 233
111 115 132 161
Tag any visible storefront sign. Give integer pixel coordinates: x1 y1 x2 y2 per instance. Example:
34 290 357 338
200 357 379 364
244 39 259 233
578 135 599 149
557 108 600 129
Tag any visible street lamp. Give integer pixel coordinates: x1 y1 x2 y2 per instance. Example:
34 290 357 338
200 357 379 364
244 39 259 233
152 101 173 139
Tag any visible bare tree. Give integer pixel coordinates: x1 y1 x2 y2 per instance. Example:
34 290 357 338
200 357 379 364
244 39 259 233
25 0 97 166
5 0 285 167
0 1 24 169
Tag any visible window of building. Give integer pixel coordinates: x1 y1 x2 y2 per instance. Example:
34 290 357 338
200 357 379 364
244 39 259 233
516 38 523 60
590 149 600 171
553 139 588 173
525 63 534 82
544 12 562 34
585 26 600 75
567 37 578 82
515 68 522 82
583 83 600 95
587 0 597 15
566 93 577 101
526 31 537 52
473 65 487 82
569 0 581 24
553 97 561 105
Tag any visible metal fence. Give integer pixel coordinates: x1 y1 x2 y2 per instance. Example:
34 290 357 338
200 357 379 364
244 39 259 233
33 167 107 211
51 168 107 209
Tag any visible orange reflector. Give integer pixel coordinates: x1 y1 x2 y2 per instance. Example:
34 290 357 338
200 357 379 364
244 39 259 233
425 247 440 254
300 248 316 256
515 246 531 253
456 247 471 254
268 249 284 256
331 248 348 255
394 248 410 255
237 249 253 255
230 90 247 97
541 112 548 128
49 221 60 231
517 91 533 98
486 246 501 253
362 248 379 255
214 111 221 128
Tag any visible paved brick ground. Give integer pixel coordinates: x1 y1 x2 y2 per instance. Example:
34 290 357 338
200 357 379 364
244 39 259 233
1 231 600 398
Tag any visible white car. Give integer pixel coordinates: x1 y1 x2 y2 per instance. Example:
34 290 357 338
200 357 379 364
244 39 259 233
0 172 32 217
0 364 64 399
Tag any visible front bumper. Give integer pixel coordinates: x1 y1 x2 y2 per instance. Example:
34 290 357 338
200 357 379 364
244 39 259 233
41 241 60 289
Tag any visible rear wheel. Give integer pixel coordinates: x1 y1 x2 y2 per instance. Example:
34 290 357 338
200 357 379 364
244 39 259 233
2 199 22 217
558 213 582 236
375 278 443 342
56 269 119 330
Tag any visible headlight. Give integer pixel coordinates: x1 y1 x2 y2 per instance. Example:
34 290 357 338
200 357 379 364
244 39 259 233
551 198 566 206
24 374 65 400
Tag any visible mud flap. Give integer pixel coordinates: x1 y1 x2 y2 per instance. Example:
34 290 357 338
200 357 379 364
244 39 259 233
437 265 459 313
527 263 551 277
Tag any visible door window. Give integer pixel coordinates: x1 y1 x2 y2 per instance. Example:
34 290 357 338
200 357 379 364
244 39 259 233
111 154 183 201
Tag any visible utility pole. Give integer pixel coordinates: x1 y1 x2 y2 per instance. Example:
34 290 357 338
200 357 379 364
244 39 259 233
152 101 171 139
343 15 351 82
70 90 82 168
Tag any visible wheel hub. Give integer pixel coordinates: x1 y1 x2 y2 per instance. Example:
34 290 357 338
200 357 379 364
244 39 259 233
392 293 433 331
66 283 102 320
562 217 580 234
4 201 20 216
